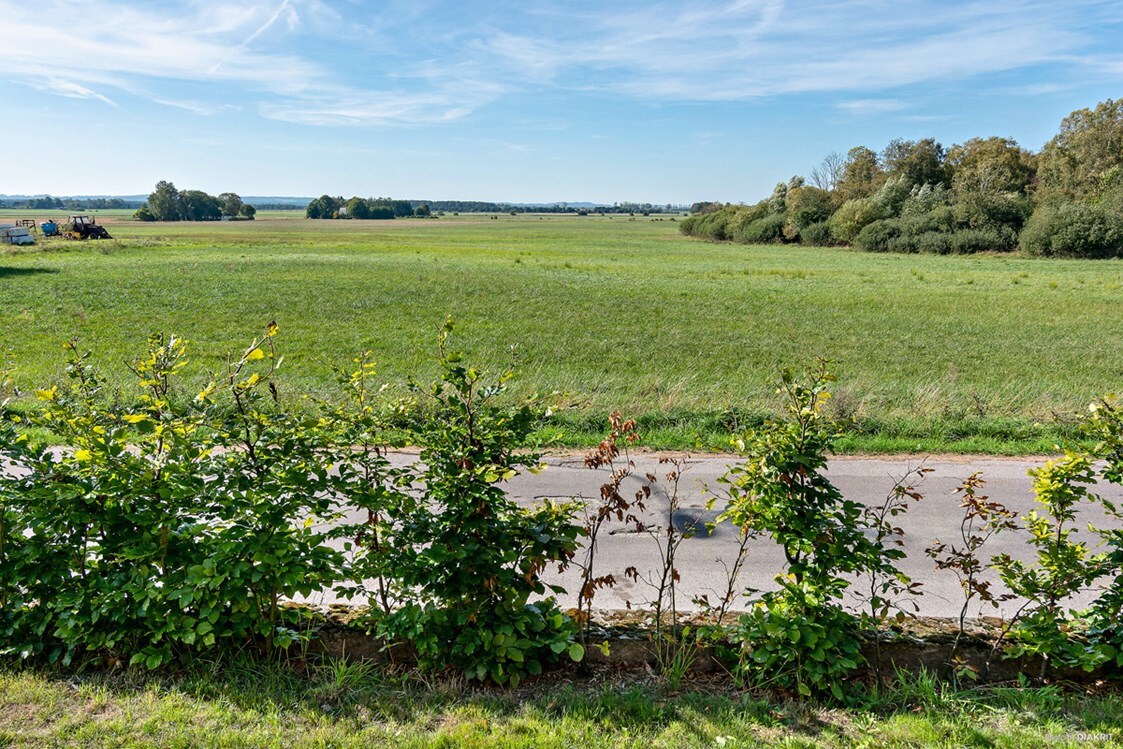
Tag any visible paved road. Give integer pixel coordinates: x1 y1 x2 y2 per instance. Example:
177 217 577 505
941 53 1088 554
317 452 1122 618
11 448 1117 617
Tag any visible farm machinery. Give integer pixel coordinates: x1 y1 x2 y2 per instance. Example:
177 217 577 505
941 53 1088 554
61 215 112 240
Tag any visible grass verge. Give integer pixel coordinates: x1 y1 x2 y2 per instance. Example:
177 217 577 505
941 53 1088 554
2 660 1121 748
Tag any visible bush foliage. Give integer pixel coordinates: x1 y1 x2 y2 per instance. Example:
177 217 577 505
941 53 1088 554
681 98 1123 258
3 328 1123 692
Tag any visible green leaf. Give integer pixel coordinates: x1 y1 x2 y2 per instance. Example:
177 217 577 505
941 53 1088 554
568 643 585 662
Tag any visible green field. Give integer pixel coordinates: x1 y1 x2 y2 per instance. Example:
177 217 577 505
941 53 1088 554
3 213 1123 453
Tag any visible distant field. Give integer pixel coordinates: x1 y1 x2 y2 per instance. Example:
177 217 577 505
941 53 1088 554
3 214 1123 453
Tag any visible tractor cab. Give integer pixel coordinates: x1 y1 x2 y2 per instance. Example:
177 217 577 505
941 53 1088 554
63 215 112 240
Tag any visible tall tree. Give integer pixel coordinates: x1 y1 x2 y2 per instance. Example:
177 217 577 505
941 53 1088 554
180 190 222 221
835 146 884 202
881 138 947 187
785 186 833 229
148 180 182 221
218 192 244 218
1038 98 1123 199
345 196 372 219
809 151 845 192
946 137 1036 196
305 195 341 219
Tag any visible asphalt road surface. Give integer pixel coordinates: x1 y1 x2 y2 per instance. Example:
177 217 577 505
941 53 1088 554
316 452 1123 619
9 449 1117 618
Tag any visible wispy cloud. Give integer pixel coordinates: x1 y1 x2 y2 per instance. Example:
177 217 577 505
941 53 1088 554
258 91 479 126
0 0 1119 127
472 0 1118 102
210 0 297 74
0 0 322 95
153 98 241 116
29 78 117 106
837 99 907 116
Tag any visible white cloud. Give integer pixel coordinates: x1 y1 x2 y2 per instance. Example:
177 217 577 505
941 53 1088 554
837 99 906 116
152 98 241 116
210 0 298 74
30 78 116 106
258 90 478 126
0 0 1118 127
0 0 322 95
473 0 1115 101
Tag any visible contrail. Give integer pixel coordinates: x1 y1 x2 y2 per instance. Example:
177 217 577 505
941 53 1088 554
210 0 292 74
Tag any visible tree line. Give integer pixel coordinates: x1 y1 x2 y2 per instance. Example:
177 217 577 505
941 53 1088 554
1 196 142 210
681 98 1123 258
306 196 687 219
134 181 256 222
305 195 420 219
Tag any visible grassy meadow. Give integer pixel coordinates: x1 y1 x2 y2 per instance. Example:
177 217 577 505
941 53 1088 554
3 211 1123 453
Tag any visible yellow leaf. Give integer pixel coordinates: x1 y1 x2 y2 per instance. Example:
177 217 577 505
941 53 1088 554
246 348 266 361
74 449 92 461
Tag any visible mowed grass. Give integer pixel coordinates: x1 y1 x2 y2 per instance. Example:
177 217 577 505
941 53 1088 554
2 663 1121 748
3 213 1123 453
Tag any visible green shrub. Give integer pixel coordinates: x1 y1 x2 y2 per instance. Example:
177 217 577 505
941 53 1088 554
323 353 415 617
991 453 1110 672
0 324 580 684
1021 201 1123 257
0 330 343 666
855 219 901 252
380 322 582 686
734 213 786 244
1083 399 1123 668
952 193 1032 234
898 205 956 237
726 203 770 236
828 198 884 242
799 221 833 246
687 208 734 241
718 363 894 697
948 228 1005 254
912 231 952 254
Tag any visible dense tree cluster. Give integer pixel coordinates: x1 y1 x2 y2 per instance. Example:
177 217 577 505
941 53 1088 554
305 195 415 219
682 99 1123 258
134 182 256 222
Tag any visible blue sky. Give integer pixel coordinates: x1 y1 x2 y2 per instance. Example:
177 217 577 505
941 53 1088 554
1 0 1121 204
